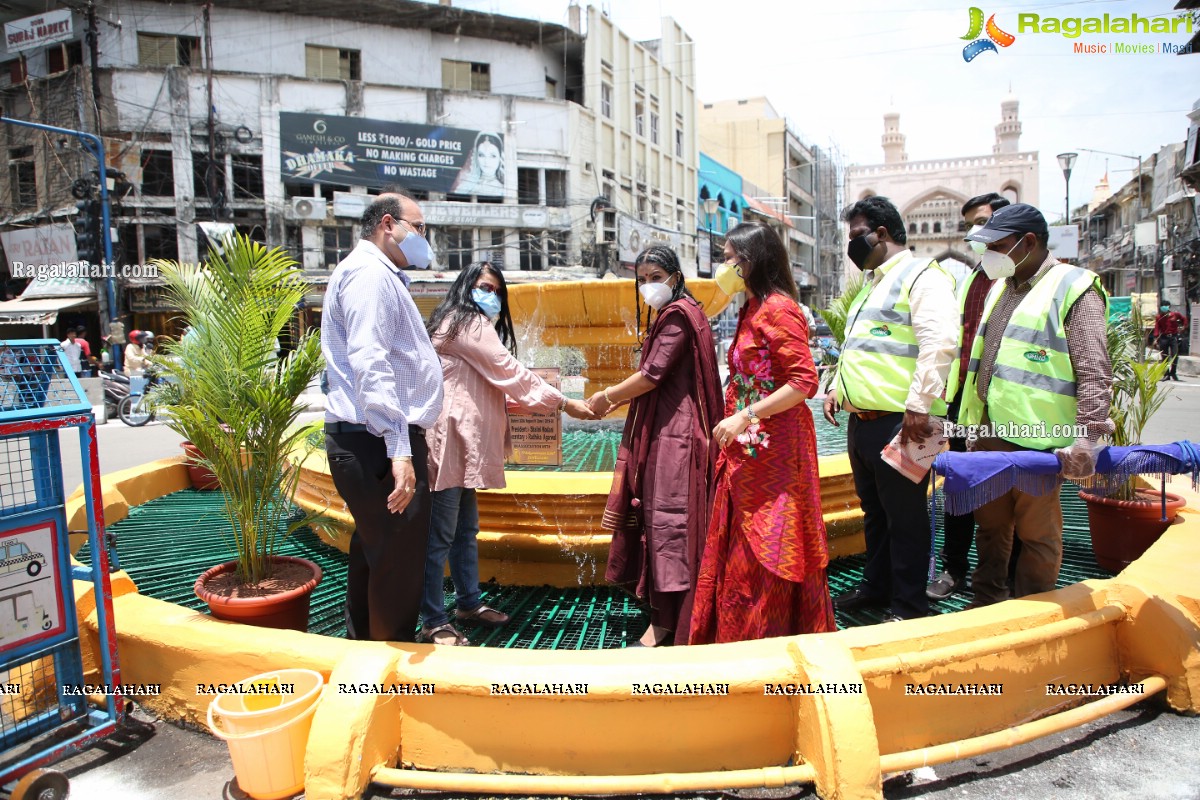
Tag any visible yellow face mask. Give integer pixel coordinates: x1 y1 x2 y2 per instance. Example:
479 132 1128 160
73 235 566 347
715 261 746 296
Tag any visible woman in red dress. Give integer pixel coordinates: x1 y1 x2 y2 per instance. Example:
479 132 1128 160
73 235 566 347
589 245 724 647
690 221 835 644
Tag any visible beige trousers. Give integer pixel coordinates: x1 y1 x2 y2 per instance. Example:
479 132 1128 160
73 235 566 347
969 435 1063 605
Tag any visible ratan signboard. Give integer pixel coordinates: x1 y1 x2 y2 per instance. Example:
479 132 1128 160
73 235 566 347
1 224 79 277
279 112 503 197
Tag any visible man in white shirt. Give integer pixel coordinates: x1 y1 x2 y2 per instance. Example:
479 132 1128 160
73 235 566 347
323 191 444 642
60 329 84 376
823 196 958 621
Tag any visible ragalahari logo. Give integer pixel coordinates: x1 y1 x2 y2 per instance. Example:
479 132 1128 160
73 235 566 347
961 7 1016 61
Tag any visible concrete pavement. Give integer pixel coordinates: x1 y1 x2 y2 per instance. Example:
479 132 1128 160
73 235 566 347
33 385 1200 799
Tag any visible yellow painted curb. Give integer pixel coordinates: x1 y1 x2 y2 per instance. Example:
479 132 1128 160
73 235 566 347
305 650 403 800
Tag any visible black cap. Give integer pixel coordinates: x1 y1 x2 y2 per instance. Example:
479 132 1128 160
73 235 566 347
965 203 1048 244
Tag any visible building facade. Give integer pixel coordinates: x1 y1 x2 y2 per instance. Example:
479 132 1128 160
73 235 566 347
699 96 843 305
0 0 699 336
844 96 1040 286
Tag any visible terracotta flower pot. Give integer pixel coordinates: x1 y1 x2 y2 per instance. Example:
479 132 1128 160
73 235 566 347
194 556 323 631
1080 489 1186 573
181 441 220 491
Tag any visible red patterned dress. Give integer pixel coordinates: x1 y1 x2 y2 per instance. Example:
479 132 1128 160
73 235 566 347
689 293 835 643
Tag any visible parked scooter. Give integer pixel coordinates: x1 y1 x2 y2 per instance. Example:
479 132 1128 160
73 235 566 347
101 370 157 426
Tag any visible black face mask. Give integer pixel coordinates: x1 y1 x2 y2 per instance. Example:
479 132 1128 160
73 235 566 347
847 233 878 270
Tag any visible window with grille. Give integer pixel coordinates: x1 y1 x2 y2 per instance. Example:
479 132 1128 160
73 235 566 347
650 112 659 144
138 33 201 68
601 83 612 118
306 45 361 81
231 155 263 199
442 59 490 92
545 170 566 208
517 168 539 206
675 128 683 158
193 153 226 202
323 227 355 269
635 102 645 137
140 150 174 196
9 159 36 207
520 232 544 271
441 228 473 271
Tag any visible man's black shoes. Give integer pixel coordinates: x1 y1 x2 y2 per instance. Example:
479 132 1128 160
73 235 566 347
834 586 886 612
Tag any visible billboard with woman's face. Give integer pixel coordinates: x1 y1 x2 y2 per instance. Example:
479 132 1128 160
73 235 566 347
279 112 505 197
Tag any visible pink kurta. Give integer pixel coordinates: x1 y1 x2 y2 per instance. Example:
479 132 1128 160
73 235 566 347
426 315 563 491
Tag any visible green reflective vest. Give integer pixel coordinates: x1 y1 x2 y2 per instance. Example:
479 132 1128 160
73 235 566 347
836 254 950 416
958 263 1107 449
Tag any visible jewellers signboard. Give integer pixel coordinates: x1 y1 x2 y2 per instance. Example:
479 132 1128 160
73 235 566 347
280 112 501 195
4 9 73 55
421 202 570 230
618 215 684 264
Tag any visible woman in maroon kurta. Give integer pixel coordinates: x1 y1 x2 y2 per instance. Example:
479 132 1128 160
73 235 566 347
590 246 723 647
690 222 835 644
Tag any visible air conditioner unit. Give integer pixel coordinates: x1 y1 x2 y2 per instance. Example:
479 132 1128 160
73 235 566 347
288 197 327 221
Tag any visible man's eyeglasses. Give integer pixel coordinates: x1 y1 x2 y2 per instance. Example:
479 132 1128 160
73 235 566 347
400 219 427 236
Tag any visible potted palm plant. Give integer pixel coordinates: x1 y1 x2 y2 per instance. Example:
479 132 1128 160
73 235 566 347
149 234 326 630
1080 306 1184 572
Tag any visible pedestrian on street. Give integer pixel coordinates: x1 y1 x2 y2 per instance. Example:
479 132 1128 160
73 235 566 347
825 196 958 622
588 245 723 647
322 191 444 642
61 328 84 377
1153 303 1187 382
422 262 596 646
689 222 835 644
959 203 1112 607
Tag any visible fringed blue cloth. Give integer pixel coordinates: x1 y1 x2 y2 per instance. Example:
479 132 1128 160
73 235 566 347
930 441 1200 516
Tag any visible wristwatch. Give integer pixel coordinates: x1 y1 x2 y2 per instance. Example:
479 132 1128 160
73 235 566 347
746 404 760 425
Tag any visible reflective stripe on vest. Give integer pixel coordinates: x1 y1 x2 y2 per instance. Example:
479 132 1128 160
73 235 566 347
958 264 1107 449
837 256 949 416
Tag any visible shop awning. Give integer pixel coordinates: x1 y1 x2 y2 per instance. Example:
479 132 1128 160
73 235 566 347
0 296 95 325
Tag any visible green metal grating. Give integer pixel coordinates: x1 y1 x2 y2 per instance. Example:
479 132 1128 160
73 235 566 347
86 485 1111 647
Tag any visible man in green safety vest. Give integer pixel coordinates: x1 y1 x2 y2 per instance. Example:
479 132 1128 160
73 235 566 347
824 196 958 622
927 192 1014 602
960 203 1112 607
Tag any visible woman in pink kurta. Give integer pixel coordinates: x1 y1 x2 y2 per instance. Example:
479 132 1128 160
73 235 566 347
690 222 835 644
422 263 595 645
590 246 723 647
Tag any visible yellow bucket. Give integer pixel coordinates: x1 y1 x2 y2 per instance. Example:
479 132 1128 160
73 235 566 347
206 669 324 800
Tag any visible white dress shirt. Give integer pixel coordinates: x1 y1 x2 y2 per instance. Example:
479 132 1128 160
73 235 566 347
323 240 443 458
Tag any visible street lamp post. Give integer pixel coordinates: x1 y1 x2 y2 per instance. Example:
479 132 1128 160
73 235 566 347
702 197 719 277
1057 152 1077 225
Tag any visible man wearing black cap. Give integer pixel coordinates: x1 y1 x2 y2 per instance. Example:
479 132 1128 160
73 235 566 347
957 203 1112 607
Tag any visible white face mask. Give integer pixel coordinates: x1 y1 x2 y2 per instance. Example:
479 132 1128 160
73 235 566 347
979 237 1027 281
967 225 988 256
638 280 673 310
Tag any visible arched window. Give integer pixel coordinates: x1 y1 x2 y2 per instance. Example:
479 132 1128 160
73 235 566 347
909 223 917 234
920 222 929 234
933 222 942 233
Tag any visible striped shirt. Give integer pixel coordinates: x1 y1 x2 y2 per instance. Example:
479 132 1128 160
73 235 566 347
975 254 1113 441
322 240 443 458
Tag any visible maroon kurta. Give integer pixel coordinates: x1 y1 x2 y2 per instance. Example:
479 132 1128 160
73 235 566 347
603 297 723 644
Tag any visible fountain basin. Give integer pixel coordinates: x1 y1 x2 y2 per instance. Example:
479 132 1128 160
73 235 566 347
290 447 864 587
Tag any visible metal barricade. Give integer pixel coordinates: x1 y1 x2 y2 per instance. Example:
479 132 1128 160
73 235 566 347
0 340 129 799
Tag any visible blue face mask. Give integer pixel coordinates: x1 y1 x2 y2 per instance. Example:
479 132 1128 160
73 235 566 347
472 288 502 319
398 228 433 269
